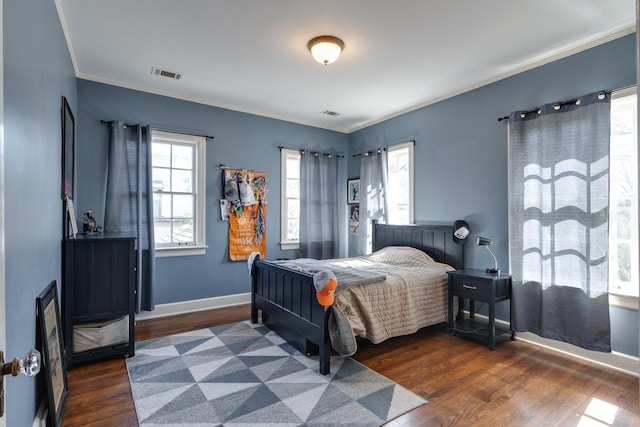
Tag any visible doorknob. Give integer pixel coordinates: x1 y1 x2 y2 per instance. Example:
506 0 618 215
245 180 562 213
0 349 41 417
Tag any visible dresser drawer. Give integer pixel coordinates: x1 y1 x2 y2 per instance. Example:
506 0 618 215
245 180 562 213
451 275 492 301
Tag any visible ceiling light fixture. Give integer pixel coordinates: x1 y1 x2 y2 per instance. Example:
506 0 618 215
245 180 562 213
308 35 344 65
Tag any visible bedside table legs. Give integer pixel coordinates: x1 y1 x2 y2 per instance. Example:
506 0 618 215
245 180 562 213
488 301 495 350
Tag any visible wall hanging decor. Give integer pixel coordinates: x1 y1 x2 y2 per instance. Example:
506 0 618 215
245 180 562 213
61 96 74 200
222 167 267 261
350 204 360 235
347 178 360 204
61 96 76 239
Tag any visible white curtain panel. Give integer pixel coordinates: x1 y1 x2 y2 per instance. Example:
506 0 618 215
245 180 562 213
358 150 388 255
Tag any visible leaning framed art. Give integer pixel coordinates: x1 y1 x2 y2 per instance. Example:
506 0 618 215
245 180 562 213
37 280 68 427
61 96 75 200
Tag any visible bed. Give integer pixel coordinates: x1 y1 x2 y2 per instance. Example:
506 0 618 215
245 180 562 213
250 221 464 374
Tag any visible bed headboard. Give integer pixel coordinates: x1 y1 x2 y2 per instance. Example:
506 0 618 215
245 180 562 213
372 221 464 270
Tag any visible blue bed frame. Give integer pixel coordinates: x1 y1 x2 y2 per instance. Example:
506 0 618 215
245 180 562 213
250 221 464 374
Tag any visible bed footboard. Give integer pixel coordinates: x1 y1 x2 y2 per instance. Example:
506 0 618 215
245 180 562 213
251 258 331 374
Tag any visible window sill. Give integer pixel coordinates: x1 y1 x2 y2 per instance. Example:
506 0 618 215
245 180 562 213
280 241 299 251
156 246 207 258
609 292 638 310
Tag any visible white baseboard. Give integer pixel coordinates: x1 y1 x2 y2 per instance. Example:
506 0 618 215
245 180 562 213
483 314 639 377
135 293 251 321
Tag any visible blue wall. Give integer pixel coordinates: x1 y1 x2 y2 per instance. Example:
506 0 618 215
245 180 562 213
348 34 638 356
4 0 77 425
76 80 348 305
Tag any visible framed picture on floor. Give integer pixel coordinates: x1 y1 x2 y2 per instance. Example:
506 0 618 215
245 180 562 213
37 280 68 427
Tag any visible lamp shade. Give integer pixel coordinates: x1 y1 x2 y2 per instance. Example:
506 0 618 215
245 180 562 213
452 220 470 244
308 36 344 65
477 236 499 274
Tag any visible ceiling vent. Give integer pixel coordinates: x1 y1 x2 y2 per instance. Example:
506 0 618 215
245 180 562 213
321 110 340 117
151 67 183 80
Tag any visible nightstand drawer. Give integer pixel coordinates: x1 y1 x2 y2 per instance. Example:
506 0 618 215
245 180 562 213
451 276 492 301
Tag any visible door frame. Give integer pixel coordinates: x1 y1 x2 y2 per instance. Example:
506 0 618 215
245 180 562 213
0 0 6 425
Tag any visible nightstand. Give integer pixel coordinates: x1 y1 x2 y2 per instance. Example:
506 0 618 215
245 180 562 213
447 268 514 350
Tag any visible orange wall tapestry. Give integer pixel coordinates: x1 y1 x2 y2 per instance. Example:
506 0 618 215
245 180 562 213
223 168 267 261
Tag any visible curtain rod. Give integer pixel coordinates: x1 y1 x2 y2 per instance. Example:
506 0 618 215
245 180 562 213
353 148 385 158
217 164 265 173
352 139 415 157
101 120 214 140
277 145 344 158
498 88 620 122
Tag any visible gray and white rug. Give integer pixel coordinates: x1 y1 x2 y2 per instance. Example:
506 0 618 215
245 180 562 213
126 320 427 426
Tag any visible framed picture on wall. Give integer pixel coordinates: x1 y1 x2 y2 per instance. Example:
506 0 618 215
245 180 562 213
37 280 68 427
349 204 359 235
61 96 75 200
347 178 360 204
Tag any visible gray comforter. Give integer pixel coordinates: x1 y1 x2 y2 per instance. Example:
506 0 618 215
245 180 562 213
272 257 386 291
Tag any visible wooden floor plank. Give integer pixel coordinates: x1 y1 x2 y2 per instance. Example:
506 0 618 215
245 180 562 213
62 304 639 426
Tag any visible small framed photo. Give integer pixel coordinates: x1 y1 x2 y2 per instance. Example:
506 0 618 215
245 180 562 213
37 281 68 427
348 178 360 204
349 204 359 235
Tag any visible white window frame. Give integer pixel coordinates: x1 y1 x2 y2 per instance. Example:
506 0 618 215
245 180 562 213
608 86 638 309
280 148 300 250
386 141 415 225
152 130 207 257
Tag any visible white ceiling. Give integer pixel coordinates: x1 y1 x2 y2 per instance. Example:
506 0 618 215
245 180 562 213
56 0 635 133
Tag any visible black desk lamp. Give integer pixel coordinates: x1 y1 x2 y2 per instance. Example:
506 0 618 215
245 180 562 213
477 236 499 274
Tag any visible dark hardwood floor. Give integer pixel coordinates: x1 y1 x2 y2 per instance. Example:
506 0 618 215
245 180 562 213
62 304 639 426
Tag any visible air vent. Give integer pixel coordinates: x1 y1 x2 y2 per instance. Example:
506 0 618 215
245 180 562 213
151 67 183 80
321 110 341 117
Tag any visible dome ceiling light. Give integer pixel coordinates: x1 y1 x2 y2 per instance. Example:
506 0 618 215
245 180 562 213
307 35 344 65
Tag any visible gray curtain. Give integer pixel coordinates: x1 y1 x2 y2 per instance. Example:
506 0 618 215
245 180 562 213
105 121 156 312
358 150 388 255
299 151 338 259
508 91 611 352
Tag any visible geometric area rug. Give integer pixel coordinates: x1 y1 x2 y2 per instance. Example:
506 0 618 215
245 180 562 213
126 320 427 426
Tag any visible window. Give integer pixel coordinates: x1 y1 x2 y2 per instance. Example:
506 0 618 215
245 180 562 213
151 130 206 257
280 143 413 246
609 87 638 302
280 149 300 249
386 141 414 224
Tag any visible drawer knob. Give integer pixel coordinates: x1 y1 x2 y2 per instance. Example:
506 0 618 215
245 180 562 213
463 284 477 290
